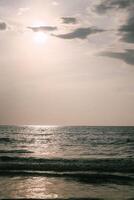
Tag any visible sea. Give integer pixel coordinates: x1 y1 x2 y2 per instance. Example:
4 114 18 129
0 125 134 199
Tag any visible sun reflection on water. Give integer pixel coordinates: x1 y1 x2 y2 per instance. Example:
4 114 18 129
0 177 58 199
0 176 133 199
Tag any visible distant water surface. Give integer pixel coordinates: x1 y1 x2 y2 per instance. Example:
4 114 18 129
0 126 134 199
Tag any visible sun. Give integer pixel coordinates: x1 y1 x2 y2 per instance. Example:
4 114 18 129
33 31 48 45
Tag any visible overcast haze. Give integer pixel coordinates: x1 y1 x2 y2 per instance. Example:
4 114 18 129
0 0 134 125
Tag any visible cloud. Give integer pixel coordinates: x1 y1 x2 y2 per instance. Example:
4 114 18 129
99 49 134 65
52 27 104 40
96 0 133 13
0 22 7 31
94 0 134 65
28 26 57 32
61 17 77 24
95 0 134 44
120 14 134 43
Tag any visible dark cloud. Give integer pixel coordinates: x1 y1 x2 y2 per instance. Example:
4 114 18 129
61 17 77 24
28 26 57 32
99 49 134 65
0 22 7 31
95 0 134 67
96 0 134 44
120 14 134 43
96 0 133 13
52 27 104 40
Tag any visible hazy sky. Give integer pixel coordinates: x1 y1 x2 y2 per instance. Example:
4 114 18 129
0 0 134 125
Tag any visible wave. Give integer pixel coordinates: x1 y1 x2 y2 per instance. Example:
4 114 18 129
0 170 133 185
0 150 33 154
0 137 13 143
0 156 134 173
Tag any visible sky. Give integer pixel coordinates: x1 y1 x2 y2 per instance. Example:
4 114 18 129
0 0 134 126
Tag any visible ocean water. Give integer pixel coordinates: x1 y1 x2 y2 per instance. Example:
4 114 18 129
0 125 134 199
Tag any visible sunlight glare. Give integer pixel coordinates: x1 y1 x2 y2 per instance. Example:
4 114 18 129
33 32 48 45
